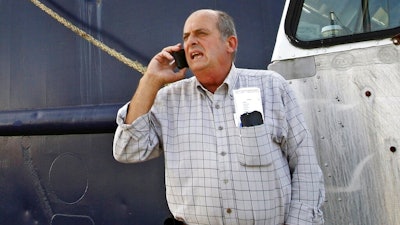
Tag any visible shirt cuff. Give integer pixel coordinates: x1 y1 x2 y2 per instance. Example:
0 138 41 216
286 201 324 225
116 102 132 127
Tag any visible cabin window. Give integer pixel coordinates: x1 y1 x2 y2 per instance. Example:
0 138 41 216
285 0 400 48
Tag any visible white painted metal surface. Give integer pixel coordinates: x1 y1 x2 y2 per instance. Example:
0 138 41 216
286 45 400 225
271 1 400 224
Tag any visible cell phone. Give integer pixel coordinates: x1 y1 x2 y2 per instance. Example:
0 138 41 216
171 49 188 69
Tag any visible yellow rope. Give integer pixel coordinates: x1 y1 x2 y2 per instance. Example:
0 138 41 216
30 0 147 75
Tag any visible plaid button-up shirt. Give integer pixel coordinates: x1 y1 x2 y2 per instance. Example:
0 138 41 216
113 65 325 225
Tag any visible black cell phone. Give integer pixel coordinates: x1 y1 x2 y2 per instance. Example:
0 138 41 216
171 49 188 69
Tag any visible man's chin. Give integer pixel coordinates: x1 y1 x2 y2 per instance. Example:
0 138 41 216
189 63 206 73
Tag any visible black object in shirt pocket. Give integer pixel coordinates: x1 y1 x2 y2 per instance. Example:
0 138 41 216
240 111 263 127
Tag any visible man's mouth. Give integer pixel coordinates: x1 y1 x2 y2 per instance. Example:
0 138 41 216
190 51 203 60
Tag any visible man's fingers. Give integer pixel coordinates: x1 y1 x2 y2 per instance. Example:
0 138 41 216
176 67 187 78
160 50 174 61
162 43 182 53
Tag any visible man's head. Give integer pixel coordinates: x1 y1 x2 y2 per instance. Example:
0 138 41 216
183 9 238 92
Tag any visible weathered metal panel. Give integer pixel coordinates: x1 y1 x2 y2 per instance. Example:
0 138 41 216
278 44 400 225
0 134 168 225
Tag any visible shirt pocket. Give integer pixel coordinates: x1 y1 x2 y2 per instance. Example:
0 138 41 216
237 124 273 167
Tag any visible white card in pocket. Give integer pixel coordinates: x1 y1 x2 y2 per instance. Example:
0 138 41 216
233 87 264 127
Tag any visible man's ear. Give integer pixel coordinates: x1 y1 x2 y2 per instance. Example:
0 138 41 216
226 35 238 54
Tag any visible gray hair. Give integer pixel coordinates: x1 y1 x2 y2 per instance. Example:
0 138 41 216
215 10 237 60
215 10 237 40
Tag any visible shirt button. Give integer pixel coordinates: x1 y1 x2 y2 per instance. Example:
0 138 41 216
218 126 223 130
220 151 226 156
226 208 232 214
215 104 220 109
223 179 229 184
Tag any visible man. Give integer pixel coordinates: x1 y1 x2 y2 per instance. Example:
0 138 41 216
113 9 325 225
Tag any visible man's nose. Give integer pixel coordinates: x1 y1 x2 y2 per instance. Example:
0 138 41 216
185 35 198 46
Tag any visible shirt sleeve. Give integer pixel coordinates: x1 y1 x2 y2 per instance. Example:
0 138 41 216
280 82 325 225
113 102 162 163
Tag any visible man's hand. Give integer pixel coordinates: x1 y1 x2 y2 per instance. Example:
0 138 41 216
145 43 187 88
125 44 187 124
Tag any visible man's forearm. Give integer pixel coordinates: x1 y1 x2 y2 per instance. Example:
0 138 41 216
125 75 163 124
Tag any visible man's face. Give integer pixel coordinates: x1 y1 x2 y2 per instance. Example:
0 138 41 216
182 11 231 75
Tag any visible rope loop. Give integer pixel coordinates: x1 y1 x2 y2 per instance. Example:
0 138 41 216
30 0 147 75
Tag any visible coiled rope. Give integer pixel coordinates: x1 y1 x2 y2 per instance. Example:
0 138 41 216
30 0 147 75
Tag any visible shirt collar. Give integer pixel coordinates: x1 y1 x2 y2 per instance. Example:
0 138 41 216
224 64 238 96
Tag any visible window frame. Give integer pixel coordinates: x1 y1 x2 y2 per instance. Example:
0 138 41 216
284 0 400 49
